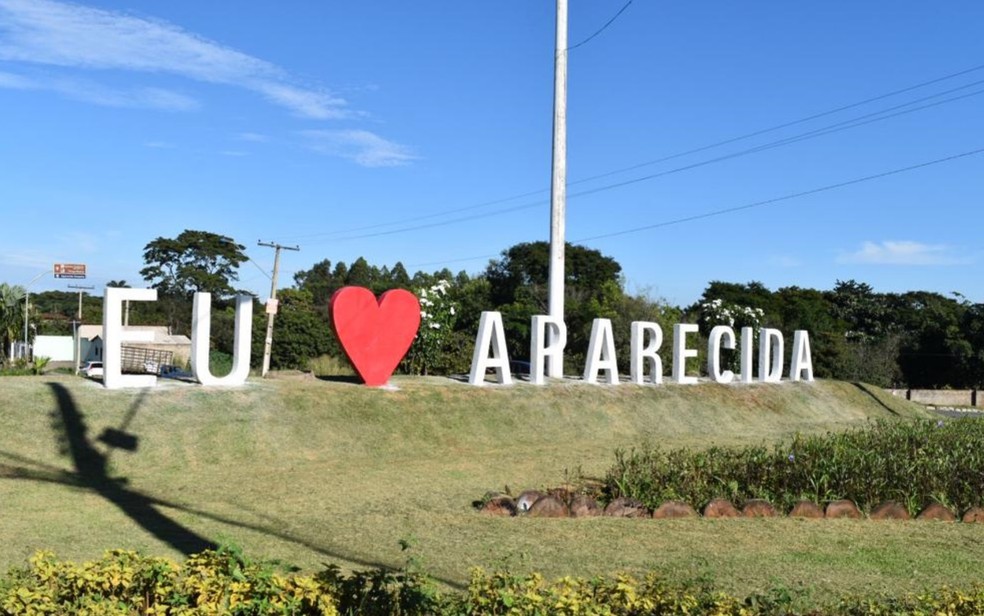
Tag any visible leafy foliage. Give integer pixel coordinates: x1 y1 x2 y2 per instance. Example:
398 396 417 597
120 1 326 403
140 230 248 299
264 289 336 369
692 279 984 388
606 418 984 515
0 283 25 362
404 279 459 376
139 230 248 335
0 546 337 615
8 549 984 615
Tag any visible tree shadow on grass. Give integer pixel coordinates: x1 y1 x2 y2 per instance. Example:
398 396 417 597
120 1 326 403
0 382 464 589
48 382 216 556
852 382 900 416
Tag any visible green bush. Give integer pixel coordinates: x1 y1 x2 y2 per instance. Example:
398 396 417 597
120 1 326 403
307 355 356 377
605 418 984 515
0 546 337 615
8 549 984 615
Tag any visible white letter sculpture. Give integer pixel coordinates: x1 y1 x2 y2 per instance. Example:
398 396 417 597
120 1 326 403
583 318 619 384
789 330 815 382
191 293 253 386
630 321 663 385
758 328 784 383
468 311 513 386
740 326 755 384
707 325 736 384
530 315 566 385
103 287 158 389
672 323 700 385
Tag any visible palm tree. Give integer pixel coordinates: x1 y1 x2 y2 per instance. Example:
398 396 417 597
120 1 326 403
0 283 26 361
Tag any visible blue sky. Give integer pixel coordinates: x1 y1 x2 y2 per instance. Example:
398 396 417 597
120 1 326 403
1 0 982 308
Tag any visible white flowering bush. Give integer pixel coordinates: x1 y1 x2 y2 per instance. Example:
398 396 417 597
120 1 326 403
698 299 766 373
406 279 458 375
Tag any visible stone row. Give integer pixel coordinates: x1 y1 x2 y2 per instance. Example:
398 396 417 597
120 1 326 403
478 490 984 522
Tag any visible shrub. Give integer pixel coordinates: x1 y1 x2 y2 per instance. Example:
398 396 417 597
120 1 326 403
8 550 984 615
307 354 356 377
0 546 337 615
605 418 984 515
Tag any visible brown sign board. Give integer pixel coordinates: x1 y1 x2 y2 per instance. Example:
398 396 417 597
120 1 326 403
54 263 87 279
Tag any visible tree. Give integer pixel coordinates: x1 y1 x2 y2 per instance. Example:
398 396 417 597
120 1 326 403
0 283 26 361
262 289 335 369
293 259 336 318
484 241 623 369
345 257 373 288
390 262 411 287
140 230 248 298
140 230 248 333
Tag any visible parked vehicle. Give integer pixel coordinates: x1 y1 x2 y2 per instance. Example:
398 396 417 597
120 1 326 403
159 364 193 379
81 361 103 378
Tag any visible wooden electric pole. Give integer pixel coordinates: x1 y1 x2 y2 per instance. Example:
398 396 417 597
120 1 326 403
68 284 94 374
257 241 299 377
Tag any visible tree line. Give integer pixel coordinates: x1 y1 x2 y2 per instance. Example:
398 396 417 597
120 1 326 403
9 229 983 389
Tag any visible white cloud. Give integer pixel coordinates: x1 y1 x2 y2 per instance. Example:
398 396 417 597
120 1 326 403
0 69 32 88
0 250 56 270
301 129 418 167
0 0 347 118
837 240 971 266
236 132 269 143
0 70 199 110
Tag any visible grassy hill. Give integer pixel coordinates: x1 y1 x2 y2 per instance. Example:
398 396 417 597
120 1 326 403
3 374 981 603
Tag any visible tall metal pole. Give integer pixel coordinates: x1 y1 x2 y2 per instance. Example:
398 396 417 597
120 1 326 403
548 0 569 336
22 271 49 360
258 241 300 377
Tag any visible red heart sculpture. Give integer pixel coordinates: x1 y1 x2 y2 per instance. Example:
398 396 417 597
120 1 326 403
330 286 421 386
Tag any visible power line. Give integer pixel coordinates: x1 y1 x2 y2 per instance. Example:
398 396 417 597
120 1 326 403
562 82 984 201
273 62 984 243
406 146 984 268
568 0 633 51
575 146 984 243
322 82 984 244
568 62 984 186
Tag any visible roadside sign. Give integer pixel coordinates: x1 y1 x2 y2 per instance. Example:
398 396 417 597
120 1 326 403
54 263 87 279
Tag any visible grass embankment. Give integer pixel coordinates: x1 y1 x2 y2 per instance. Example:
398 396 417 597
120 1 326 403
1 374 978 605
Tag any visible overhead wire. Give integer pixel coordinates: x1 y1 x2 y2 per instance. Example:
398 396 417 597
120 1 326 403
567 0 634 51
405 146 984 268
317 82 984 243
274 62 984 243
575 146 984 243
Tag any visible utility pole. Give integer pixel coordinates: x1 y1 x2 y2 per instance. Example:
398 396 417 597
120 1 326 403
257 240 300 377
547 0 569 368
22 270 50 360
68 284 94 374
68 284 95 320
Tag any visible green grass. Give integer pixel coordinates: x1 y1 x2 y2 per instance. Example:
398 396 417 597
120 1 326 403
3 374 981 603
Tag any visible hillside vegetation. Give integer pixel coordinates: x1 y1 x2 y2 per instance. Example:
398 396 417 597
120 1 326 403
4 374 982 603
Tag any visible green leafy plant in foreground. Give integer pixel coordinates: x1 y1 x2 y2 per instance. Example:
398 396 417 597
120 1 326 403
606 418 984 515
10 548 984 615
